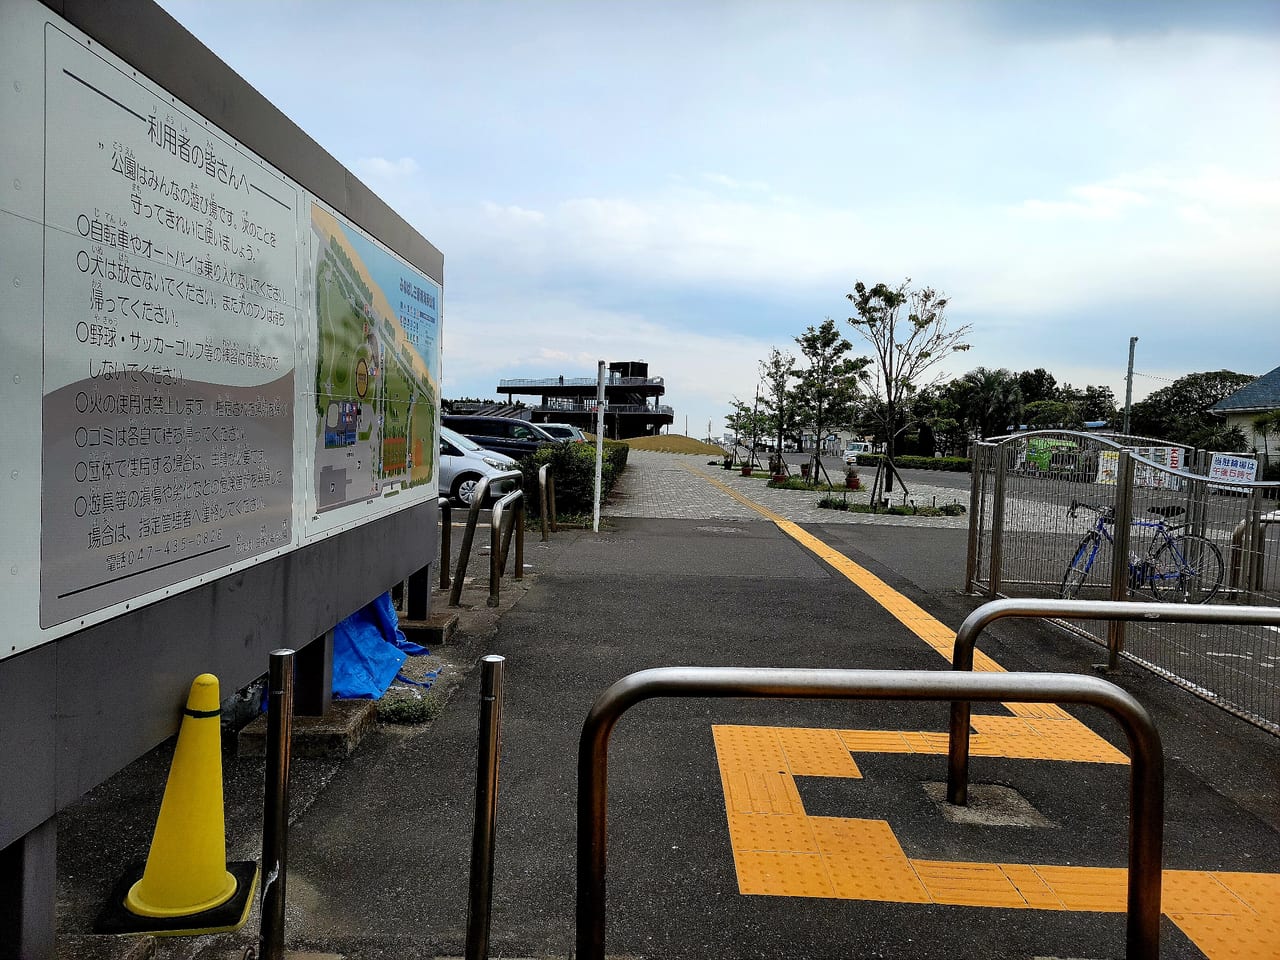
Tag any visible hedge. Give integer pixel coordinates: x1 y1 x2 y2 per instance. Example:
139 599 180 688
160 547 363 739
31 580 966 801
519 440 629 516
854 453 972 472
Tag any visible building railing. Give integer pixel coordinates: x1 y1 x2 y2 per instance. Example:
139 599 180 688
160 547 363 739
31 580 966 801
498 376 664 390
533 402 674 416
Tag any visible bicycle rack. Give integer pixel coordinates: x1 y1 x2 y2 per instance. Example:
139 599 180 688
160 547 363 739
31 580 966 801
577 666 1165 960
488 488 524 608
946 598 1280 807
448 469 523 608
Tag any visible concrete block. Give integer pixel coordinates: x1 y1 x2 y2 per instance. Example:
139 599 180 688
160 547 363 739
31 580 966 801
237 700 377 760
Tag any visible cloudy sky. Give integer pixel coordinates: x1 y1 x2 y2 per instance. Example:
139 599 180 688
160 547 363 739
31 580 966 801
155 0 1280 437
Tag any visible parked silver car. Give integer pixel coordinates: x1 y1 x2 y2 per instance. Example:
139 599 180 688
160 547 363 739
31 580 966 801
438 426 520 505
538 422 588 442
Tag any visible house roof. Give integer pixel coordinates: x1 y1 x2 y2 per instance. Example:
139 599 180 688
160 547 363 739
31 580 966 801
1210 365 1280 414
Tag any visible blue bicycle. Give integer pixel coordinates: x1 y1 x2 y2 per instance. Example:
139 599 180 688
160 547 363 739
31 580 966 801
1060 499 1224 603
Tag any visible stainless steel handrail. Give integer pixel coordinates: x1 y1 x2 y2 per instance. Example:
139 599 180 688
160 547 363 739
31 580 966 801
946 597 1280 806
577 666 1165 960
488 488 524 608
448 470 523 608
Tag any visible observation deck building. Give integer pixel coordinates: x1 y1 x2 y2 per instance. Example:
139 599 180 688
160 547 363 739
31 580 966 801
497 361 674 439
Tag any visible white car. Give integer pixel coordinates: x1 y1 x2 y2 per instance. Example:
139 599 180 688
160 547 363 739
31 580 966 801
844 441 873 465
438 426 520 505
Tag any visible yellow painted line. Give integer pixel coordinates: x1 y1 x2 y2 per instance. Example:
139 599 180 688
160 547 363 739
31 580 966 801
686 464 1120 754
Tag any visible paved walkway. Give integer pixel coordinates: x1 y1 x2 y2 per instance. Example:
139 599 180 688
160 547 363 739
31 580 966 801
606 450 970 527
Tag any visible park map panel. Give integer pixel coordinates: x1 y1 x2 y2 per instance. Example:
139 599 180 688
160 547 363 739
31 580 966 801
310 204 438 515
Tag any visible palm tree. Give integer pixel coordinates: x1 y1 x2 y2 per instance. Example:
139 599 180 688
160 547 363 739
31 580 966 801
958 367 1024 440
1253 411 1280 471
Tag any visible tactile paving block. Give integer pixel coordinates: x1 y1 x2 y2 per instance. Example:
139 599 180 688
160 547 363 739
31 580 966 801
809 816 908 860
1170 911 1280 960
1033 865 1127 912
1006 701 1075 721
998 863 1067 911
1160 870 1242 914
911 860 1028 908
837 729 913 753
826 853 931 903
776 727 862 778
1209 870 1280 914
900 731 952 754
733 850 834 898
727 813 818 854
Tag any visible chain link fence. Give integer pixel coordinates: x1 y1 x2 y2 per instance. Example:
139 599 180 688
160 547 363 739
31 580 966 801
967 430 1280 735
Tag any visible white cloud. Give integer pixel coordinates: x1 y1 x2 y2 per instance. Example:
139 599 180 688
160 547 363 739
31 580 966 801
701 173 771 192
481 202 546 226
1015 183 1151 220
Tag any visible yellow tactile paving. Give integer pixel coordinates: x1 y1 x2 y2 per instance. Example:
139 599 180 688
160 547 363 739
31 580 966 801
732 850 834 897
1211 870 1280 913
775 726 862 778
999 863 1068 910
912 860 1031 908
1032 865 1128 912
838 729 915 753
686 469 1280 960
727 812 819 854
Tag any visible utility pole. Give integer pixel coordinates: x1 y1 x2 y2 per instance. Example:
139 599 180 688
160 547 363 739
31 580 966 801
1123 336 1138 436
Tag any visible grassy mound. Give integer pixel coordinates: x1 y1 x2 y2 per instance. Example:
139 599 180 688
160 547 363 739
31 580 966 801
625 435 726 454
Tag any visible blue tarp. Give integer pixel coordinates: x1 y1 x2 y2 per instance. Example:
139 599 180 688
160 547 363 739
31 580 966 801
332 592 431 699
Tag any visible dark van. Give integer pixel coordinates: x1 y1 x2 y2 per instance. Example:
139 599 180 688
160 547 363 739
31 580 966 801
441 415 558 459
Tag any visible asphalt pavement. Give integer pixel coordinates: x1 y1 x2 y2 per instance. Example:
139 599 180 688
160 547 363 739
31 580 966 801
53 452 1280 960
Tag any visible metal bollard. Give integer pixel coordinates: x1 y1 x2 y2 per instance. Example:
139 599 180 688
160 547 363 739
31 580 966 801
259 649 295 960
539 464 550 542
440 500 453 590
464 655 506 960
514 499 525 581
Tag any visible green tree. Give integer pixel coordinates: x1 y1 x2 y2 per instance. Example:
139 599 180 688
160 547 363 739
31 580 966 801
1078 384 1118 424
759 348 797 456
792 318 866 480
1017 368 1058 406
956 367 1023 439
1128 370 1256 446
725 398 765 449
1253 410 1280 469
1025 399 1084 430
846 280 971 487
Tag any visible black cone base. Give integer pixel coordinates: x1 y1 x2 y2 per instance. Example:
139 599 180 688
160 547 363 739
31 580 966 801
94 860 258 936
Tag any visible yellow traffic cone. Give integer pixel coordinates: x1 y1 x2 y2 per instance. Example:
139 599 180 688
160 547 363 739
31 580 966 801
96 674 258 935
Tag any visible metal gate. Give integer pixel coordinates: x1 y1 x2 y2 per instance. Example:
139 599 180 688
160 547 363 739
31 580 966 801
966 430 1280 735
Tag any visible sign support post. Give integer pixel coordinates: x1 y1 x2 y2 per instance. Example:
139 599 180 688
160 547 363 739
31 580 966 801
593 361 605 533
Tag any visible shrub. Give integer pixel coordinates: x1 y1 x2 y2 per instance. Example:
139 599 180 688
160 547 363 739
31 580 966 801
855 453 971 472
817 495 850 510
940 503 967 516
519 440 628 516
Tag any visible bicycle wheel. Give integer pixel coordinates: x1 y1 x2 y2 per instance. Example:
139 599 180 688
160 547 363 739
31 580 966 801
1149 534 1224 603
1060 532 1100 599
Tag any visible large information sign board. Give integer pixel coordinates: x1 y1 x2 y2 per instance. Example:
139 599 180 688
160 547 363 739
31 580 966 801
39 26 299 626
0 6 441 656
